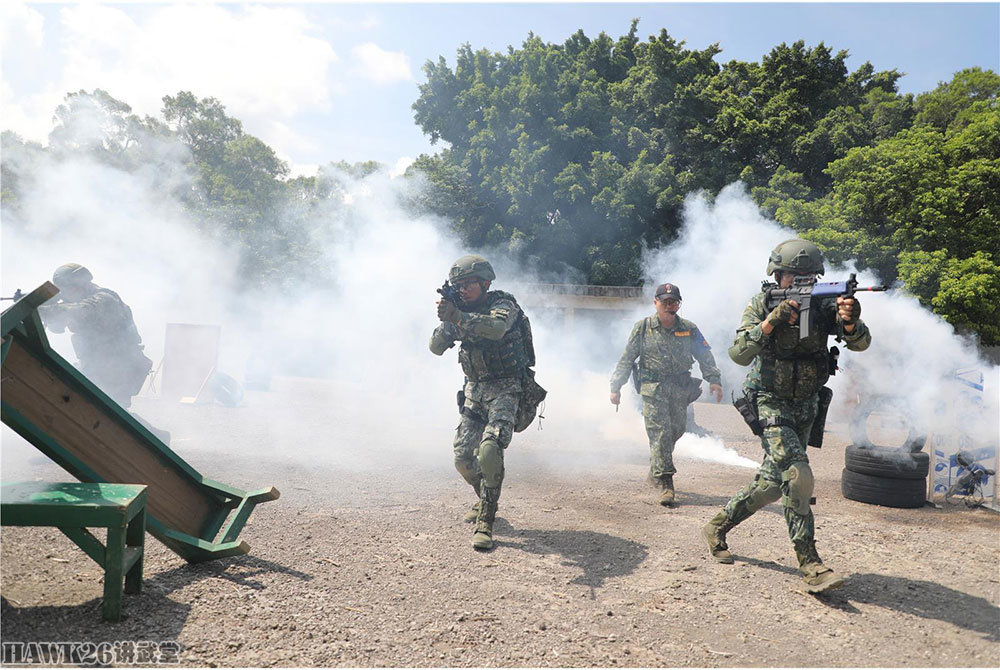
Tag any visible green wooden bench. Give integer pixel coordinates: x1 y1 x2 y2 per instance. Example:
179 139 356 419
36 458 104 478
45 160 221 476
1 481 147 622
1 283 279 563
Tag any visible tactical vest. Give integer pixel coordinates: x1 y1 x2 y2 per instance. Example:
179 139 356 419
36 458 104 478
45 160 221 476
71 289 146 366
755 286 832 399
458 290 534 382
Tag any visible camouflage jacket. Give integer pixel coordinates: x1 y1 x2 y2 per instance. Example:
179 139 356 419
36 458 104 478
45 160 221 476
610 315 722 394
729 289 871 399
429 291 531 381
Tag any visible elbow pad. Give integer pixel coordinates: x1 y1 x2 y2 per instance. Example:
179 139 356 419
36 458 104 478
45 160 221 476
429 329 456 355
729 339 757 366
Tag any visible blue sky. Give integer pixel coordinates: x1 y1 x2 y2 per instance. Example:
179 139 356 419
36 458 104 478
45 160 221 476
2 2 998 175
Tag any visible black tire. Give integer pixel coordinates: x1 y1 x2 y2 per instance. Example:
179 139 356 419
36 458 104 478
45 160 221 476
849 395 927 452
844 444 929 480
207 371 244 407
841 468 926 508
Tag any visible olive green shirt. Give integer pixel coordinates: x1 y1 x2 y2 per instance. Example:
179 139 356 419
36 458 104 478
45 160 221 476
610 315 722 394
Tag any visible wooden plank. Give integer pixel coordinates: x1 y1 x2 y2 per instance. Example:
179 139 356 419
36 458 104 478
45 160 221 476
2 340 215 536
0 282 58 337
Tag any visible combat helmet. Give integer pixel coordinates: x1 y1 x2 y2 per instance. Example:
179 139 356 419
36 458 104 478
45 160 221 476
766 239 825 276
52 263 94 289
449 255 496 283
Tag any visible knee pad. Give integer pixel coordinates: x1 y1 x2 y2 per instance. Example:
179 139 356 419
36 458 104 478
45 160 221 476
478 438 505 488
781 462 815 515
746 479 782 512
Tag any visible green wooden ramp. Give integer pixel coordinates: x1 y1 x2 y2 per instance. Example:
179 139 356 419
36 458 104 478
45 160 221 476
1 283 279 562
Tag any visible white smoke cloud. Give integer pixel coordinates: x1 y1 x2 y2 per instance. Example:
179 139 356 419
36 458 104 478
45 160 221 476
2 103 996 487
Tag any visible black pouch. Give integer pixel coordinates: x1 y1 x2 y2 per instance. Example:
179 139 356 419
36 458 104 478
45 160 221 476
808 386 834 448
687 377 704 404
827 346 840 376
630 362 640 394
733 390 763 436
456 389 466 413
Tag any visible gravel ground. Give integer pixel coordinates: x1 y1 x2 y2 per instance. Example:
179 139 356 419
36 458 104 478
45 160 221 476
2 378 998 667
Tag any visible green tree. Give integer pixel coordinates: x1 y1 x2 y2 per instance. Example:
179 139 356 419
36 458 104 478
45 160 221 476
412 28 904 284
778 72 999 343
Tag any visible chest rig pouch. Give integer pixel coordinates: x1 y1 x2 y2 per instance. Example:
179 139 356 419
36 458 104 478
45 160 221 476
458 291 533 382
759 300 833 399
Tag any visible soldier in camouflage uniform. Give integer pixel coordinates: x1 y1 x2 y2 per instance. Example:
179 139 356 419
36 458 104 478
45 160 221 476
429 255 532 551
702 239 870 593
610 283 723 506
40 264 153 409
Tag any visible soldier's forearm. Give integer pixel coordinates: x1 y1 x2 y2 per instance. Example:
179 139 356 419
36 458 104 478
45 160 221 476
457 313 509 340
609 365 632 392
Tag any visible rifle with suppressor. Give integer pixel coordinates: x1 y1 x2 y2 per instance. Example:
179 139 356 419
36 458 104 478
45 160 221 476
765 272 888 339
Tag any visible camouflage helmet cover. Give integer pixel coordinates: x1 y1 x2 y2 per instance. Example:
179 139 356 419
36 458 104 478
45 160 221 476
449 254 496 283
52 263 94 289
766 239 825 276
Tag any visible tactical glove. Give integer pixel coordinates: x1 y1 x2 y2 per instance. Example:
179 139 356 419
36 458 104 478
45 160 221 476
437 299 461 323
838 296 861 323
766 300 797 327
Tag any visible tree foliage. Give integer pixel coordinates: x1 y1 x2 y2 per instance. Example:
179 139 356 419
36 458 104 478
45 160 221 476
410 28 916 285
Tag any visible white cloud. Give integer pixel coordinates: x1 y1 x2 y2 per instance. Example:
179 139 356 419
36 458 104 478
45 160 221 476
390 156 414 178
350 42 412 85
2 3 339 161
0 2 44 50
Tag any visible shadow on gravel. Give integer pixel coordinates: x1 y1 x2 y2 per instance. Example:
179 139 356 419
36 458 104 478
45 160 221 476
0 556 311 646
732 555 800 575
814 573 1000 642
498 526 648 599
0 592 190 644
147 555 313 594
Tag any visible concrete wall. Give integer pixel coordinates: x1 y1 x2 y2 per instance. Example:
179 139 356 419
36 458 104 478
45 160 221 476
507 283 648 331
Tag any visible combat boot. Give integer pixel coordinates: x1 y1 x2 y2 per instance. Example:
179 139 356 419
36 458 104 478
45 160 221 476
463 501 481 523
658 475 675 507
701 511 735 564
463 480 482 523
472 486 500 550
800 563 845 593
795 539 845 593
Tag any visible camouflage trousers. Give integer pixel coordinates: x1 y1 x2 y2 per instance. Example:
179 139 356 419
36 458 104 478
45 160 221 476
452 378 521 489
723 391 821 564
641 384 690 479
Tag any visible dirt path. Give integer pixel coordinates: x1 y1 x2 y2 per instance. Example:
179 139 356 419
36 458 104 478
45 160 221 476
2 382 998 667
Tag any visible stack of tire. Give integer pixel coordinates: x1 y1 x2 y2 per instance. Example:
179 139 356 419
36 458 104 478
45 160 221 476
841 396 929 508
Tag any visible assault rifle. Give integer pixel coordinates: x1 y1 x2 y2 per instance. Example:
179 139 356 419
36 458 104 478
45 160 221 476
765 272 888 339
437 280 461 306
1 288 24 302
